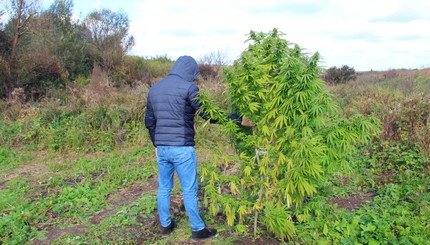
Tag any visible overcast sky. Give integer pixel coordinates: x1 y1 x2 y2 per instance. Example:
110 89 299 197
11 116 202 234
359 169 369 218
42 0 430 71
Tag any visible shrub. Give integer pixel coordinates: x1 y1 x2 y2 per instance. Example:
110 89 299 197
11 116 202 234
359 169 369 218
19 53 68 100
198 64 218 80
122 55 173 86
323 65 357 84
197 51 229 82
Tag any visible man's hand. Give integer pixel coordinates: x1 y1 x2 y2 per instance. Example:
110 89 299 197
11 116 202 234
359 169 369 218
241 116 256 127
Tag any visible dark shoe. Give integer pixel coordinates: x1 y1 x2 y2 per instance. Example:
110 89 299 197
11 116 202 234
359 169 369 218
191 227 217 241
161 220 176 237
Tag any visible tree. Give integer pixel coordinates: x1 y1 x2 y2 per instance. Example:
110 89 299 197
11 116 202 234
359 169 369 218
84 8 134 85
197 29 380 240
7 0 40 95
1 5 5 27
0 6 9 96
2 0 95 99
40 0 92 80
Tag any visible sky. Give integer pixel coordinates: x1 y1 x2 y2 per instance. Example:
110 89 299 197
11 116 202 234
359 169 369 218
41 0 430 71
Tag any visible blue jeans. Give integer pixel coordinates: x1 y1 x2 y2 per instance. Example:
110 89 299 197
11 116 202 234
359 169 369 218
156 146 205 231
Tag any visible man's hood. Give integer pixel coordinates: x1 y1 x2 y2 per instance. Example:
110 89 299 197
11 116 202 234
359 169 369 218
168 56 199 82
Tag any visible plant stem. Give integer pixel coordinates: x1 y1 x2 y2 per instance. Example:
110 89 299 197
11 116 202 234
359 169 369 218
254 184 263 236
254 143 265 237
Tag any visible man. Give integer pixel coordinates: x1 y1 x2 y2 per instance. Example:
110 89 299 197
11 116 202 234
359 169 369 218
145 55 252 241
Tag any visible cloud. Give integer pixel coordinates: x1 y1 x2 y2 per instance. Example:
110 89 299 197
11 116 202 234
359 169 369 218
371 12 421 23
41 0 430 71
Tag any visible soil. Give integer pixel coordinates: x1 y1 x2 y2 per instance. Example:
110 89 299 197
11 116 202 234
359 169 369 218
33 225 88 245
329 169 398 211
329 192 376 211
376 169 397 186
31 176 160 244
107 176 158 206
0 150 83 188
5 155 381 244
0 162 48 187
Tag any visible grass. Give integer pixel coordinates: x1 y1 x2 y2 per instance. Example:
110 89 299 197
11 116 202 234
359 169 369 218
1 68 429 244
0 146 158 244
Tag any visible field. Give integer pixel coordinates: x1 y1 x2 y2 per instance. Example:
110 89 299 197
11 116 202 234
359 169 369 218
1 68 430 244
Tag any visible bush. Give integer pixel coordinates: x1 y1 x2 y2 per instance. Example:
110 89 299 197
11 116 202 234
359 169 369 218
122 55 173 86
19 53 68 100
198 64 218 80
323 65 357 84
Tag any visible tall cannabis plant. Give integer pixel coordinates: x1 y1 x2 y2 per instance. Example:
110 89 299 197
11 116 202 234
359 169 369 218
198 28 380 240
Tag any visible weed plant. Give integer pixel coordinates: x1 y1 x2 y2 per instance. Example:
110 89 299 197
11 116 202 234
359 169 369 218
197 29 380 241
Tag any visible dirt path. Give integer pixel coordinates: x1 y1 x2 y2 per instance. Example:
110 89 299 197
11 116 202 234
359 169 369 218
0 151 80 188
0 160 49 187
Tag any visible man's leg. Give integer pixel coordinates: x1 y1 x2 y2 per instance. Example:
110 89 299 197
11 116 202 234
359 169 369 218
156 146 175 227
172 146 205 231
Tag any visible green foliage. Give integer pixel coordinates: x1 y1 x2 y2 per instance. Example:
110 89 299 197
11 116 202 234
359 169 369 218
369 141 427 172
122 55 174 86
53 193 158 244
198 28 380 241
52 183 111 218
0 178 45 245
18 53 68 99
0 93 151 152
0 57 9 98
323 65 357 85
84 8 134 86
0 146 155 244
293 143 430 244
42 0 93 80
1 0 135 98
0 147 16 167
262 204 295 241
0 120 23 146
0 0 94 99
1 9 428 242
0 147 32 174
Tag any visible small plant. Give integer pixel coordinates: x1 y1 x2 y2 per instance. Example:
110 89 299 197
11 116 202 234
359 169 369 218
323 65 357 84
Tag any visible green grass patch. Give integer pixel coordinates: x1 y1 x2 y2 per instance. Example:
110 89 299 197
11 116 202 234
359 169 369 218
0 146 157 244
52 193 158 244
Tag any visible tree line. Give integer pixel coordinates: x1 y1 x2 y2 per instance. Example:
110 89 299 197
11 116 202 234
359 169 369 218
0 0 134 99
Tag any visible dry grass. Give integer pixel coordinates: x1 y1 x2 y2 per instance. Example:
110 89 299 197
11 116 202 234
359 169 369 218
329 68 430 157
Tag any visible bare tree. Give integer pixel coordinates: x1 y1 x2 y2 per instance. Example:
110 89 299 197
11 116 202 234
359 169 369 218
1 8 5 26
1 0 6 20
198 50 230 67
197 50 230 81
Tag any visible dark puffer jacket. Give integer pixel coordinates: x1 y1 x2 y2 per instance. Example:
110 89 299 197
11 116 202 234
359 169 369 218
144 56 201 146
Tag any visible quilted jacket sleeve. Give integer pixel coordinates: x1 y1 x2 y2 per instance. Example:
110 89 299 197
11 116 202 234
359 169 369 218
144 95 156 146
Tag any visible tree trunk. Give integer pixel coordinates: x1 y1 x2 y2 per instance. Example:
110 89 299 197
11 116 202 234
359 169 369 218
8 0 25 95
9 33 19 95
7 0 38 96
